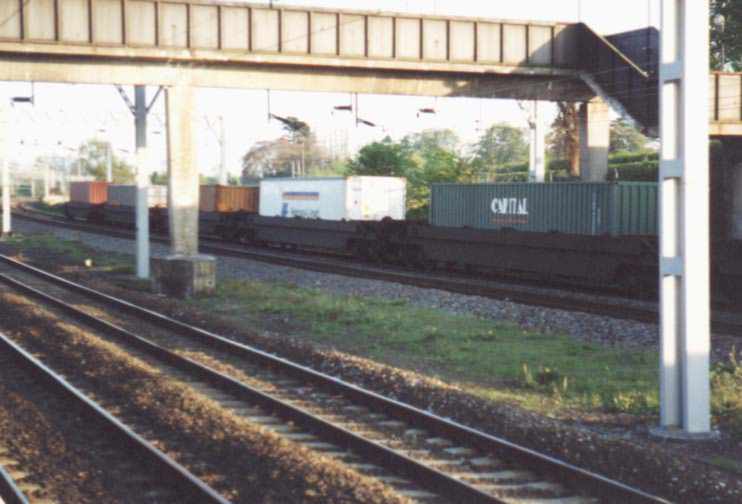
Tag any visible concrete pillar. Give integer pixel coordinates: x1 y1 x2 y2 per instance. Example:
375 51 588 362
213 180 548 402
165 84 199 256
528 101 546 182
578 98 610 182
152 84 215 298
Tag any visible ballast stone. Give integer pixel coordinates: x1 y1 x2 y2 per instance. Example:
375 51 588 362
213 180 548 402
151 254 216 298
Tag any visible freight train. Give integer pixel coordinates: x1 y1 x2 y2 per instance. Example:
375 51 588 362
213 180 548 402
62 179 742 302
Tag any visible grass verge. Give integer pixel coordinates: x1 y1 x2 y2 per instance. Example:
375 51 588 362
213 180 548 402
4 232 742 438
2 232 134 274
195 280 661 417
194 280 742 437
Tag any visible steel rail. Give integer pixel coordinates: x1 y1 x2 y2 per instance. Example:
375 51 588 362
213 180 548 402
0 327 229 504
0 255 670 504
11 208 742 336
0 273 505 504
0 465 28 504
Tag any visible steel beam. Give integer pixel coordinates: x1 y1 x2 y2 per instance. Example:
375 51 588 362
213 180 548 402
657 0 711 436
0 55 594 102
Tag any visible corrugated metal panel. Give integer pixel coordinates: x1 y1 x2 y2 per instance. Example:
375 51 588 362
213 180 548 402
108 185 167 208
430 182 657 236
200 185 259 213
610 182 658 235
69 181 108 204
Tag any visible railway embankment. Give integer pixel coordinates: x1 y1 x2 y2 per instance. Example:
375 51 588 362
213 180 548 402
1 228 741 502
0 290 411 504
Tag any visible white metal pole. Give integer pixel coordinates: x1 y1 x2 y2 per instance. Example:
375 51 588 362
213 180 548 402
136 148 150 279
218 116 227 185
657 0 711 435
106 144 113 183
528 101 546 182
1 106 10 236
44 162 50 200
134 86 150 279
1 157 9 236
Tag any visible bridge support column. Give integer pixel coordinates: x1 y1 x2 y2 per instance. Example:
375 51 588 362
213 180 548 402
152 84 215 298
578 98 610 182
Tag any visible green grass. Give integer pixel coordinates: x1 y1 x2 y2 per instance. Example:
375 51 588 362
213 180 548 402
196 280 742 437
30 201 66 216
2 233 134 274
707 456 742 475
710 348 742 438
195 280 661 417
5 233 741 438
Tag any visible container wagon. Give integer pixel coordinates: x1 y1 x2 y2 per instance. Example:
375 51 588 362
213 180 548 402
65 181 108 223
199 185 259 236
105 185 167 229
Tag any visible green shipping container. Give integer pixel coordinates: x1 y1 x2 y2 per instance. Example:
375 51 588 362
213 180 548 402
430 182 658 236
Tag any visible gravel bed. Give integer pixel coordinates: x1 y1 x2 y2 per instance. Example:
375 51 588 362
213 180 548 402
0 290 410 504
9 220 663 348
11 219 740 362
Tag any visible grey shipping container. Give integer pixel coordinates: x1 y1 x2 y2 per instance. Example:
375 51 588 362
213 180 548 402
430 182 658 236
108 185 168 208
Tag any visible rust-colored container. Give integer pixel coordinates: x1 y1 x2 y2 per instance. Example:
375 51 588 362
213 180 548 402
69 181 108 204
200 185 259 213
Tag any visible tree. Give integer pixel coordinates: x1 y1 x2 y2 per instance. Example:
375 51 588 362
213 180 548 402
241 138 299 179
547 102 580 177
400 129 460 154
469 124 528 180
610 119 649 153
347 131 474 219
76 139 134 183
347 137 412 177
150 172 167 185
711 0 742 70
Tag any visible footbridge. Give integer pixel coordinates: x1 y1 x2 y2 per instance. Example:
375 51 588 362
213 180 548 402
0 1 739 133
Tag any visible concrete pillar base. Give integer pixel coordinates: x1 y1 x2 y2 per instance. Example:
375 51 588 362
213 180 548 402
649 426 720 442
152 254 216 298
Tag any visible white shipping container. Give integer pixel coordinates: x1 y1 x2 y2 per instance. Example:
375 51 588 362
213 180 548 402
259 177 406 221
107 185 168 208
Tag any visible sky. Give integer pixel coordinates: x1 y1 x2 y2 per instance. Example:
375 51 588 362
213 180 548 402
0 0 659 178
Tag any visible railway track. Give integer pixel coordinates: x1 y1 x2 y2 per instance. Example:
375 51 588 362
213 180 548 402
0 328 228 503
0 254 669 504
10 207 742 336
0 463 28 504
